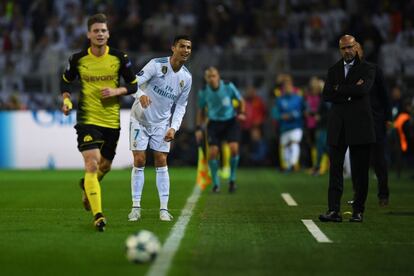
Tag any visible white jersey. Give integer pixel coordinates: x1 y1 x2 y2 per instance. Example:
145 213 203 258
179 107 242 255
131 56 192 131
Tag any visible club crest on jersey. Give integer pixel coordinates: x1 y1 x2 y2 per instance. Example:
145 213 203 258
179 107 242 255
180 80 184 88
162 66 168 74
83 134 93 142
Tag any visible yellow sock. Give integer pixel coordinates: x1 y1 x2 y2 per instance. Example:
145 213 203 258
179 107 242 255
221 143 231 179
84 172 102 216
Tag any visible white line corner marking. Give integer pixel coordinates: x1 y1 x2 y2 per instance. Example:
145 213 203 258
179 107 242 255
301 219 332 243
147 185 202 276
281 193 298 206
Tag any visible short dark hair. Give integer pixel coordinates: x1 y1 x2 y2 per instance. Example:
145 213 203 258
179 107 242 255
173 35 191 45
87 13 107 31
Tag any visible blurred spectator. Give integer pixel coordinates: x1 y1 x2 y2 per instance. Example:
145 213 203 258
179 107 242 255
10 16 34 53
303 16 329 51
312 95 330 176
396 19 414 47
273 73 302 98
44 15 66 51
394 98 414 177
231 26 249 53
240 86 267 165
303 77 323 168
193 32 222 69
272 81 305 172
390 85 403 120
241 86 267 130
356 16 383 62
379 33 402 76
3 92 26 110
1 57 24 95
389 85 404 169
372 5 391 41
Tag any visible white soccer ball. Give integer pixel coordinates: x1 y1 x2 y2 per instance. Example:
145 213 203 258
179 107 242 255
125 230 161 263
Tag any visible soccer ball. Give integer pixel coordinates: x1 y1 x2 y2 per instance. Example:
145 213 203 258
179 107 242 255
125 230 161 263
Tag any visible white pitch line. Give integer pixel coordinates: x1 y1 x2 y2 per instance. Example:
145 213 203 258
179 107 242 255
281 193 298 206
147 185 201 276
301 219 332 243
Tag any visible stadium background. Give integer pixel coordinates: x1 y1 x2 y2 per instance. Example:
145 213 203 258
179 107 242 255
0 0 413 169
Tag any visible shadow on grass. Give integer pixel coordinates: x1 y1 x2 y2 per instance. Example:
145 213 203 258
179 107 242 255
386 211 414 216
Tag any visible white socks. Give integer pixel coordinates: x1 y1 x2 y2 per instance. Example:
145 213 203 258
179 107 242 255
290 142 300 166
131 167 145 208
283 143 300 169
131 166 170 210
156 166 170 210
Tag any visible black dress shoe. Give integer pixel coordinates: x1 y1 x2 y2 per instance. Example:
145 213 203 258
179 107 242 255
319 211 342 222
349 212 363 222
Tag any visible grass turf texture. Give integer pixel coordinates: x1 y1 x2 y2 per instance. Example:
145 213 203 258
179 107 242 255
0 168 413 275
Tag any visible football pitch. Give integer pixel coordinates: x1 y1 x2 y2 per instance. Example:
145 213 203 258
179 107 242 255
0 168 413 276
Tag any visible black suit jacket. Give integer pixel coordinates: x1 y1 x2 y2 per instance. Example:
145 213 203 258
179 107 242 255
322 57 376 146
367 64 392 141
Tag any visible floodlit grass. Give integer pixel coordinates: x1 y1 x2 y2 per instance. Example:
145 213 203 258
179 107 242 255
0 168 413 275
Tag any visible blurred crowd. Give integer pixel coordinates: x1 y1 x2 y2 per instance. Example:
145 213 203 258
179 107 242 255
0 0 413 55
2 0 414 104
235 73 414 177
169 72 414 176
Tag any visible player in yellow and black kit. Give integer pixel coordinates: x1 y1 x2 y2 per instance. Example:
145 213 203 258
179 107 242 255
60 14 137 231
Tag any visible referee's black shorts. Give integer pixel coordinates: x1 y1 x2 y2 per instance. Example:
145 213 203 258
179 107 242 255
207 117 240 146
74 124 120 161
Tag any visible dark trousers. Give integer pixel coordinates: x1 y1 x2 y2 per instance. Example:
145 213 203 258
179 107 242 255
328 143 371 213
371 140 389 199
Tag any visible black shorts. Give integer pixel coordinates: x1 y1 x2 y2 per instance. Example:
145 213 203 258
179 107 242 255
74 124 120 161
207 118 240 146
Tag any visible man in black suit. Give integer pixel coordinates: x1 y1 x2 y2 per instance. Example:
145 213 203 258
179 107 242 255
319 35 376 223
348 42 393 207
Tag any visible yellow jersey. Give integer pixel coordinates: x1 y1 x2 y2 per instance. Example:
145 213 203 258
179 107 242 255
61 46 137 129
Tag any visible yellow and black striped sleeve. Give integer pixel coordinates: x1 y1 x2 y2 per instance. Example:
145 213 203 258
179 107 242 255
109 48 137 94
60 50 87 94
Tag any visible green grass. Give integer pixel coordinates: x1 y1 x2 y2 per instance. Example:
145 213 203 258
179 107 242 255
0 168 413 275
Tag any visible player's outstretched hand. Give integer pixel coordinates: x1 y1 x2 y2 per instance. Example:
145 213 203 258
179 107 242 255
139 95 152 108
164 128 176 142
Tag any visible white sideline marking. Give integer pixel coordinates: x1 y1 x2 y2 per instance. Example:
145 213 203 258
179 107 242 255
147 185 201 276
281 193 298 206
301 219 332 243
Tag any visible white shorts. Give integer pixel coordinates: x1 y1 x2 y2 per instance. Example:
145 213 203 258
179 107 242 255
280 128 303 146
129 119 170 153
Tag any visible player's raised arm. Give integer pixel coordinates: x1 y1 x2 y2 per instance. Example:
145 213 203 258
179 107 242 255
60 54 80 115
229 82 246 121
170 77 192 132
134 59 158 106
101 52 138 99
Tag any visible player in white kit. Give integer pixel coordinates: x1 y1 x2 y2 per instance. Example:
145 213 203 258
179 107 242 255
128 35 192 221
